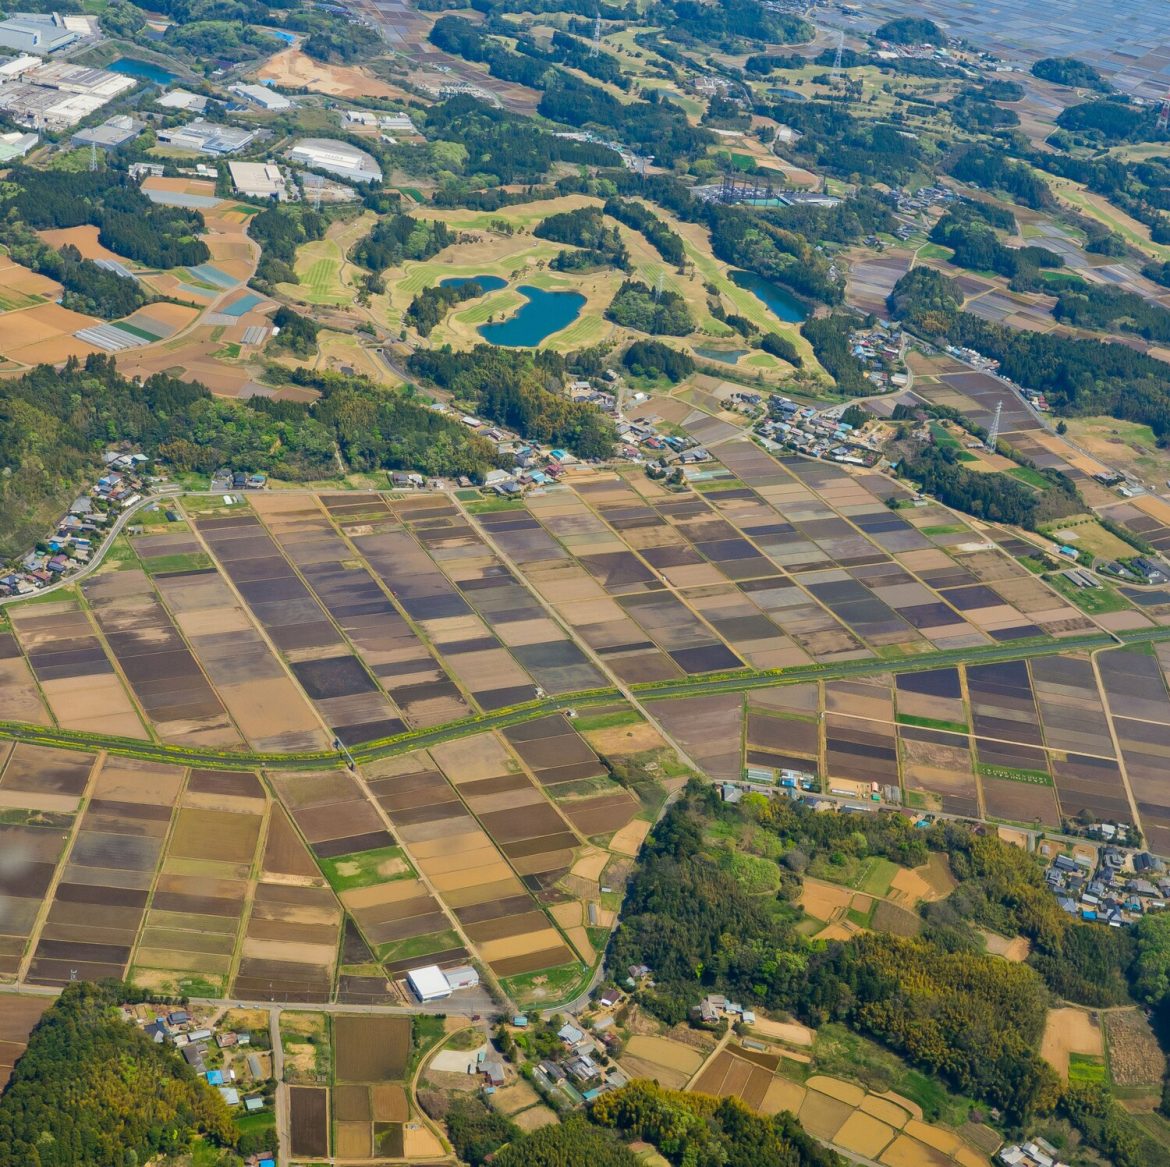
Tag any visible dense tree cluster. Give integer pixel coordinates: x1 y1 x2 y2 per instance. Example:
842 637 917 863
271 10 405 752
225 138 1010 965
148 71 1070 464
493 1117 641 1167
609 787 1061 1122
0 355 515 557
606 279 694 335
269 305 320 357
888 267 1170 440
538 75 714 166
248 203 327 289
874 16 946 44
652 0 811 50
441 1095 519 1166
929 207 1063 287
1032 56 1113 92
3 165 210 269
280 9 383 62
763 98 928 186
603 198 685 267
424 96 620 189
534 206 629 271
800 315 870 395
1053 282 1170 341
3 228 148 319
405 280 486 336
351 213 452 272
709 206 842 304
592 1082 842 1167
0 981 237 1167
945 145 1053 210
621 339 694 382
407 346 616 458
1056 97 1159 144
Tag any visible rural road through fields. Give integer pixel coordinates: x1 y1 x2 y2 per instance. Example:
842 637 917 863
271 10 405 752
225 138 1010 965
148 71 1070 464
269 1008 289 1167
1 623 1166 770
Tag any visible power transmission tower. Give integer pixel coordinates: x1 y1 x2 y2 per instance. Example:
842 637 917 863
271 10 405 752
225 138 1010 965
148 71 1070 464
1159 87 1170 133
986 400 1002 452
590 8 601 57
89 141 97 172
654 270 664 301
312 181 322 212
831 29 845 87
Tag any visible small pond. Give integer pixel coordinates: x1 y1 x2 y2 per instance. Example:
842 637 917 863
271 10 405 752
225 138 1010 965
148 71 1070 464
478 285 585 347
108 57 178 85
694 347 748 365
730 269 808 324
439 274 508 293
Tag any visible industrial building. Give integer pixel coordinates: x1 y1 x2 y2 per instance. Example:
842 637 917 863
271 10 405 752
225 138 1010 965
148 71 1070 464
0 13 76 54
228 160 286 199
72 114 142 152
287 137 381 182
406 965 452 1003
157 118 257 154
0 129 36 160
0 58 136 129
156 88 207 113
231 82 292 112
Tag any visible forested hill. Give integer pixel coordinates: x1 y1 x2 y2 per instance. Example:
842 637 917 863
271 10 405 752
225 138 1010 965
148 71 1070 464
0 356 504 561
0 981 236 1167
609 782 1170 1167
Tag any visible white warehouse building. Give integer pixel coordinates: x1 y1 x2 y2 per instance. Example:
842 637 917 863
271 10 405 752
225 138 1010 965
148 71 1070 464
287 136 381 183
406 965 452 1003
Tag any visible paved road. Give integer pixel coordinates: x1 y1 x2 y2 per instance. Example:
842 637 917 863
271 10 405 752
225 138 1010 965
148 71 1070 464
269 1008 289 1167
0 488 180 609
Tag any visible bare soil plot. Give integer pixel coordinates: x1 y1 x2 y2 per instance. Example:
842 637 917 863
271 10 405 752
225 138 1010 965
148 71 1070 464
0 996 50 1083
622 1035 704 1089
1105 1008 1166 1086
335 1015 411 1081
1041 1007 1104 1079
290 1086 329 1157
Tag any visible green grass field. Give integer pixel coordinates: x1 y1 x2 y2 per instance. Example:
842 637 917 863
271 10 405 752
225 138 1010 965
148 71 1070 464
319 844 416 892
290 241 351 306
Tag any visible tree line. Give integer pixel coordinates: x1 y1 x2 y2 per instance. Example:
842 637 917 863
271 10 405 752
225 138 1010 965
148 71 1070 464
407 345 616 459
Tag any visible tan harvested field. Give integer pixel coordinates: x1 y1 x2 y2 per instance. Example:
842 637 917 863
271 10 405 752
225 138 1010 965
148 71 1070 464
608 819 650 856
1105 1008 1166 1086
371 1083 409 1121
0 260 61 297
623 1034 704 1086
0 301 103 365
981 932 1031 961
38 226 127 264
799 880 852 922
750 1017 815 1047
1041 1007 1104 1079
256 48 402 97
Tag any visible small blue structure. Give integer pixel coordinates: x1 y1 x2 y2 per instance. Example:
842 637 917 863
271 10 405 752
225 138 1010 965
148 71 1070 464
512 1015 528 1028
206 1069 225 1086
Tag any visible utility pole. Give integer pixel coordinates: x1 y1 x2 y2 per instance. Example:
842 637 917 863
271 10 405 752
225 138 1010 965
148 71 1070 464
986 399 1002 452
831 29 845 87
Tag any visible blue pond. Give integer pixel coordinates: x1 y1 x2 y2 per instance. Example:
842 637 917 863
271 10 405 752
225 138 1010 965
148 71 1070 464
768 87 808 101
440 274 507 293
694 347 748 365
730 269 807 324
108 57 177 86
478 285 585 347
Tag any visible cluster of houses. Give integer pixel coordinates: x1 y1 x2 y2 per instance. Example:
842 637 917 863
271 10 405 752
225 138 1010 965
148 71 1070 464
999 1136 1068 1167
850 320 909 392
756 395 879 466
0 452 152 598
885 183 957 224
693 993 757 1027
529 1015 628 1104
210 467 268 496
126 1004 271 1126
1045 844 1168 924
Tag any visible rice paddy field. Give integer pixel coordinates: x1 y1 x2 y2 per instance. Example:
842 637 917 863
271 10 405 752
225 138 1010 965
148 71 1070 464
5 431 1170 992
687 1042 992 1167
